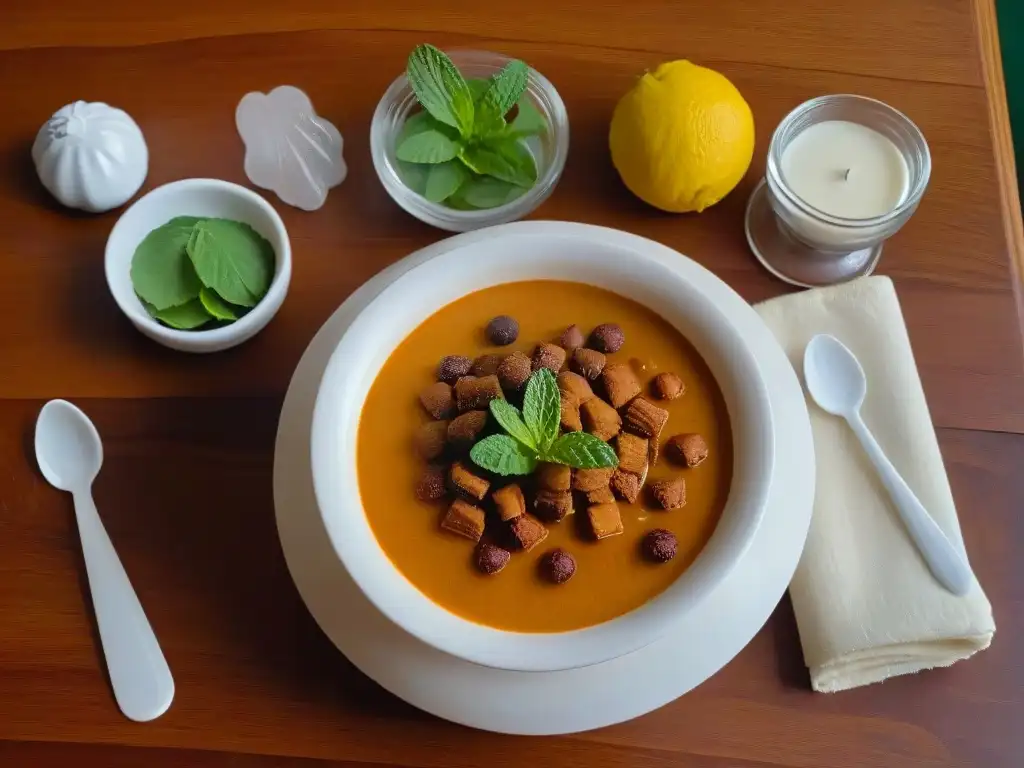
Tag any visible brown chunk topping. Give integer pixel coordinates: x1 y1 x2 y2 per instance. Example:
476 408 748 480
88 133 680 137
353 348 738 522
492 483 526 521
448 461 491 501
415 465 448 501
536 462 572 492
587 502 624 539
557 371 594 404
580 397 622 441
666 433 709 468
486 315 519 346
602 363 642 409
559 324 585 353
650 477 686 510
414 420 449 460
642 529 678 563
419 381 456 419
437 355 473 385
588 323 625 353
572 467 614 492
497 351 532 393
560 390 583 432
471 353 505 377
510 514 549 551
616 433 649 476
447 410 488 450
651 372 685 400
475 542 511 574
610 469 642 503
441 499 486 542
623 397 669 439
571 347 607 380
539 549 576 584
455 375 504 412
534 489 573 522
532 342 566 374
585 486 616 505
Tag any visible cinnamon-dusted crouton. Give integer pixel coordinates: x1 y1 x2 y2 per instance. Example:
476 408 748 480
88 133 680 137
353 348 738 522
602 363 641 409
557 371 594 404
610 469 642 503
559 324 585 353
441 499 486 541
449 461 490 501
580 397 621 441
623 397 669 439
414 420 449 460
532 342 566 374
616 433 649 475
666 433 709 467
649 439 660 468
651 372 685 400
587 502 624 539
447 410 488 450
534 490 573 522
510 514 548 551
471 353 505 377
497 351 532 393
537 462 571 492
493 483 526 521
650 477 686 510
419 382 456 419
586 486 616 505
455 375 503 412
560 390 583 432
415 465 448 501
571 347 606 380
572 467 614 492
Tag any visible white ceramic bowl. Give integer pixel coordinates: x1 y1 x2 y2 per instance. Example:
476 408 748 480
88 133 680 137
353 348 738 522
104 178 291 353
310 225 775 672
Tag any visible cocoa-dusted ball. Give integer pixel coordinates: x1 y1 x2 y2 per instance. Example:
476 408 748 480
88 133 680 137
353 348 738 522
497 351 532 392
486 315 519 346
641 529 678 563
588 323 625 353
475 542 511 575
539 548 576 584
437 355 473 385
559 324 585 352
651 371 685 400
415 465 448 501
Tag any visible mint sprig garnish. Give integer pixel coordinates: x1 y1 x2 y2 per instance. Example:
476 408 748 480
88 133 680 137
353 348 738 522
470 368 619 476
396 44 548 211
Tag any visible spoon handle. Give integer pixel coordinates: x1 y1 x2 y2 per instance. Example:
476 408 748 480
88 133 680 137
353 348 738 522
846 414 974 596
72 490 174 721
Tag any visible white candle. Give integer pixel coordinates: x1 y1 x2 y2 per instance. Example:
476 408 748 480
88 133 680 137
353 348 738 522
781 120 909 219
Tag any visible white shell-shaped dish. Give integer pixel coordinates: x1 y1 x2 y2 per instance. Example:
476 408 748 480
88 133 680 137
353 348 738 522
32 101 148 213
236 86 346 211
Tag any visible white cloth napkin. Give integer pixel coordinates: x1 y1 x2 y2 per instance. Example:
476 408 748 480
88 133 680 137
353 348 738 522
754 276 995 692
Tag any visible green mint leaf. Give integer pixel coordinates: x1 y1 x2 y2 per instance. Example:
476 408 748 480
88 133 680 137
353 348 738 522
466 78 491 103
199 287 238 320
396 159 430 195
424 159 469 202
506 97 547 138
482 60 528 117
522 368 560 452
398 111 460 144
472 99 507 139
396 130 461 164
130 216 203 311
459 176 526 209
543 432 619 470
470 434 538 476
406 44 475 136
489 399 536 450
460 140 537 188
148 297 213 330
186 219 274 307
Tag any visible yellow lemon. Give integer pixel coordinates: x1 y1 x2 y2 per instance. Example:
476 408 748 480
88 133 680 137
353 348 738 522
610 60 755 213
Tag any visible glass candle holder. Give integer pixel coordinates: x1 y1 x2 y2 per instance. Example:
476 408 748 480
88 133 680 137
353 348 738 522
745 94 931 287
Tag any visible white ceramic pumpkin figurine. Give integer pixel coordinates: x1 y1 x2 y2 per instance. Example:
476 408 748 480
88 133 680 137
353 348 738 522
32 101 148 213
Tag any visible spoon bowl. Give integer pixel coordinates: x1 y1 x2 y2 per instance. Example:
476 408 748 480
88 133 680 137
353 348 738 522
803 334 867 417
35 400 104 491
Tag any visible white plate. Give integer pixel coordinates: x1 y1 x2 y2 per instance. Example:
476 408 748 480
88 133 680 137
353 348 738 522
273 222 815 734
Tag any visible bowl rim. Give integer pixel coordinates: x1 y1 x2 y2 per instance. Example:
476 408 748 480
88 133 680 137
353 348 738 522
104 177 292 343
310 226 775 672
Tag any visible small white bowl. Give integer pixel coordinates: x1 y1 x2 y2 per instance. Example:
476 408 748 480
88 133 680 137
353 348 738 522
310 223 776 673
104 178 291 353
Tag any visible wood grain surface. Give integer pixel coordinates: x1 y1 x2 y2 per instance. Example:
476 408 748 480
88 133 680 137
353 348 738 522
0 2 1021 766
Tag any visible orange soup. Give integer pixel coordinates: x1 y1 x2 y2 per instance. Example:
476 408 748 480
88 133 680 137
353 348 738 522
357 281 732 632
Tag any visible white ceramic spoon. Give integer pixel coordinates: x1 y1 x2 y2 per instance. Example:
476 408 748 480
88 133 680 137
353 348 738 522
803 335 973 596
34 399 174 721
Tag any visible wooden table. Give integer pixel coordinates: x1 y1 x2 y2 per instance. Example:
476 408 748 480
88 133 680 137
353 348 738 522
1 1 1021 765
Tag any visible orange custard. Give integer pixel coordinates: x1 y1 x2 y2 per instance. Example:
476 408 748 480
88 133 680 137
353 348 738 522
357 281 732 632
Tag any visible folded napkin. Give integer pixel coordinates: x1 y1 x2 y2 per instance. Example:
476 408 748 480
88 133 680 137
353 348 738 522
754 276 995 692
